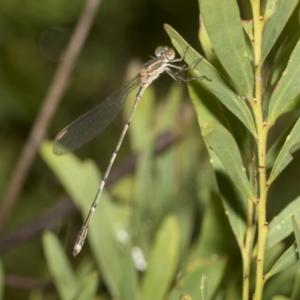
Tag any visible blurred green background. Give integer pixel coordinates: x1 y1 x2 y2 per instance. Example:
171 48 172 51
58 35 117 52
2 0 300 299
0 0 204 299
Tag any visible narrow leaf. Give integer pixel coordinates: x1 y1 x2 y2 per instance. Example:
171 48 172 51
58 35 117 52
268 116 300 185
267 197 300 249
200 275 208 300
266 243 298 278
272 296 292 300
40 141 135 299
43 231 78 300
201 122 255 200
188 82 247 249
141 215 180 300
292 215 300 254
199 0 254 98
74 273 99 300
264 259 300 298
168 258 227 300
198 16 216 63
262 0 298 61
291 269 300 300
266 116 299 170
164 24 256 136
194 194 230 259
268 38 300 123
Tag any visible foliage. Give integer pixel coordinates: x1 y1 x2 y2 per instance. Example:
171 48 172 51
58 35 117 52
2 0 300 299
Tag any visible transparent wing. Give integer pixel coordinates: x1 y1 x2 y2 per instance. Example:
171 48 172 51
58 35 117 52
53 75 140 155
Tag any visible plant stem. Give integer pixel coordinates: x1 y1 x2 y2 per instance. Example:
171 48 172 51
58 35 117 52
250 1 269 299
242 199 255 300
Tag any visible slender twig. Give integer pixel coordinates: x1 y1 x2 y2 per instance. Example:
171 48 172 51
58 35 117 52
0 0 102 230
5 274 50 290
250 1 270 299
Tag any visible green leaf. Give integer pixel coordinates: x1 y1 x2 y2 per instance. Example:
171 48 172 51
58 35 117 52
188 81 247 249
164 24 256 136
125 84 155 152
87 192 137 300
199 0 254 98
168 258 227 300
242 20 253 42
76 257 97 281
194 194 230 259
264 259 300 298
262 0 298 62
39 141 99 211
74 272 99 300
292 215 300 254
200 275 208 300
266 243 298 278
268 116 300 185
172 196 228 299
264 243 286 274
42 231 78 300
201 122 255 200
40 141 137 299
266 115 299 170
272 296 292 300
140 215 180 300
291 269 300 300
268 38 300 123
266 35 300 103
267 197 300 249
198 16 221 69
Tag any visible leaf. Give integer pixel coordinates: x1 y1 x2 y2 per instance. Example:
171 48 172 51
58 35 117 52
40 141 137 299
268 38 300 123
291 269 300 300
264 243 286 274
267 197 300 249
266 35 300 102
168 258 227 300
200 275 208 300
125 84 155 152
262 0 298 62
140 215 180 300
39 141 99 212
272 296 292 300
194 193 230 259
74 272 99 300
292 215 300 254
266 115 299 170
164 24 256 137
266 243 298 278
242 20 253 42
169 196 228 299
198 15 215 63
188 81 247 249
43 231 78 300
201 122 255 200
264 259 300 298
199 0 254 98
268 116 300 185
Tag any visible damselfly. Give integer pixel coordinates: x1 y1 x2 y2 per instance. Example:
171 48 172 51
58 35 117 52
53 46 202 256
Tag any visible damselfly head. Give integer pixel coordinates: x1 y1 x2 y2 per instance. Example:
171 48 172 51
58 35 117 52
155 46 175 60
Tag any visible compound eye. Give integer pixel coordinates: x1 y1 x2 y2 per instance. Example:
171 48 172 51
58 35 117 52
155 46 164 57
166 48 175 60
